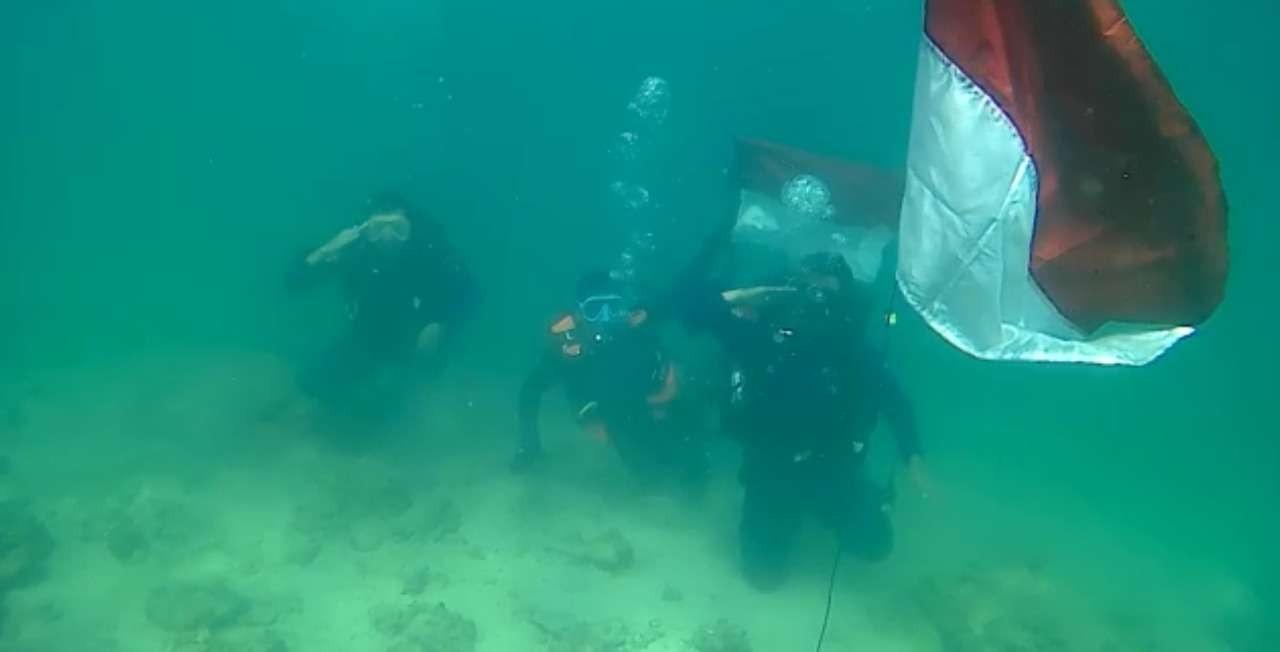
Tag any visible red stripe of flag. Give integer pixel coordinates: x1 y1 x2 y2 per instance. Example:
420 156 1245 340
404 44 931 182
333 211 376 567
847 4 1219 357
926 0 1227 332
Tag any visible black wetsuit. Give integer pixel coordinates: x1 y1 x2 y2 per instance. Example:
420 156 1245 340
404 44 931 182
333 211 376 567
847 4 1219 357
517 313 706 482
288 220 475 413
683 283 920 589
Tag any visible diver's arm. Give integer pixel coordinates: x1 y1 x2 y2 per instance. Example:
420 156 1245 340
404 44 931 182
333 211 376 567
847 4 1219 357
434 258 479 327
879 370 922 463
675 281 740 338
284 245 336 293
408 261 475 335
285 224 364 292
406 218 477 329
515 350 560 462
880 369 933 498
306 224 365 265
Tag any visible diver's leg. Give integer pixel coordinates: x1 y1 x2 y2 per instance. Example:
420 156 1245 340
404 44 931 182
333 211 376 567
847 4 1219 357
604 408 687 478
669 401 713 490
608 421 655 475
676 433 711 495
647 404 711 492
822 464 893 563
299 336 371 405
379 342 433 416
352 359 409 422
738 460 802 591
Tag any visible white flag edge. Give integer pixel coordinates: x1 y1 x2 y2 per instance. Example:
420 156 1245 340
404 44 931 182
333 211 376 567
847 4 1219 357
895 36 1193 366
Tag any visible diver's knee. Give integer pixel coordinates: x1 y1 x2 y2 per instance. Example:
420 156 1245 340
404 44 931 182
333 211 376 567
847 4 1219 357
740 544 790 592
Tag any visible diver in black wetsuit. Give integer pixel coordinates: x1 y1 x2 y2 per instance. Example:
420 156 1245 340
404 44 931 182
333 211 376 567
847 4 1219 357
511 271 708 489
682 251 926 590
286 196 476 421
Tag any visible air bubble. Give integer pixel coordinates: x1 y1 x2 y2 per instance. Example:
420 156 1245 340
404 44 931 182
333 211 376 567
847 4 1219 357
627 76 671 126
610 131 641 163
609 181 651 211
782 174 835 220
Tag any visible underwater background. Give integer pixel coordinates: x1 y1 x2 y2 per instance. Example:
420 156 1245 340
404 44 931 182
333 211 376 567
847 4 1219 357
1 0 1276 650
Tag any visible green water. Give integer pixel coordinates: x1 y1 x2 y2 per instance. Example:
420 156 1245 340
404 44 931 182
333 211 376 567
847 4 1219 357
1 1 1276 651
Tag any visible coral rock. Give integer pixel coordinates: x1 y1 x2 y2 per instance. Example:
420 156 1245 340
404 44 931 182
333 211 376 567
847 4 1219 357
554 528 635 575
689 619 752 652
374 602 477 652
144 581 249 632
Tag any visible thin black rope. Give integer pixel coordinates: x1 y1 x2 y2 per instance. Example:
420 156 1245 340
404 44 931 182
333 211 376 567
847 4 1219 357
814 262 902 652
814 544 844 652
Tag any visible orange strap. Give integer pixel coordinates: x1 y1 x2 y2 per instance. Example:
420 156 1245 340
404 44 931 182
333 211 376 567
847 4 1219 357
647 361 679 406
551 314 576 334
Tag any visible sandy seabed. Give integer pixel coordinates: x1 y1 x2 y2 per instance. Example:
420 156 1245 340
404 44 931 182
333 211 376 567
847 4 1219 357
0 349 1267 652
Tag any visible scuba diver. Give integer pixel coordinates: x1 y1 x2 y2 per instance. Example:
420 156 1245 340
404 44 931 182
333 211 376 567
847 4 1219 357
286 196 476 422
681 251 926 591
511 271 708 490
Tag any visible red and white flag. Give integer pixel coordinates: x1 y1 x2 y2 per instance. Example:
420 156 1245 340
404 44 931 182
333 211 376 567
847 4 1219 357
730 137 904 284
896 0 1228 365
725 1 1226 365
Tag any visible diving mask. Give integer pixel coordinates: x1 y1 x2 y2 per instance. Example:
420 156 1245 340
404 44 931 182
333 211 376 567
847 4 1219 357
578 294 632 324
